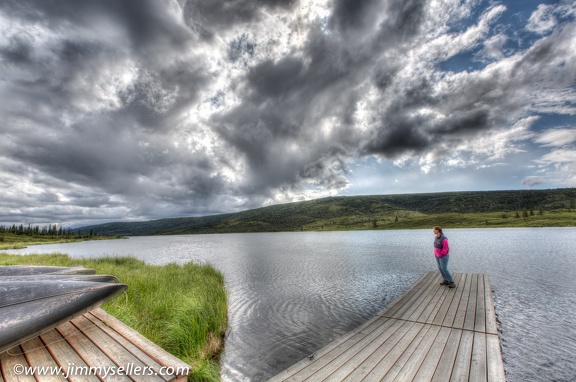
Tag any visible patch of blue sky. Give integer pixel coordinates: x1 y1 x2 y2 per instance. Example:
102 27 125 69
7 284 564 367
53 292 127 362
436 1 568 74
437 50 487 74
342 154 539 195
530 113 576 133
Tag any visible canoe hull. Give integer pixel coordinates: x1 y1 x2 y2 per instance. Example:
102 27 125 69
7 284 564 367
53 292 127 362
0 265 96 276
0 281 127 353
0 274 119 283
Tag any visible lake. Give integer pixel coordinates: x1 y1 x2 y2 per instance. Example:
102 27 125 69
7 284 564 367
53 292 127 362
4 228 576 381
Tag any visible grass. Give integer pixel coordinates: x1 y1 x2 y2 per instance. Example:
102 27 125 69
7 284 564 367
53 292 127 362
0 253 228 382
300 210 576 231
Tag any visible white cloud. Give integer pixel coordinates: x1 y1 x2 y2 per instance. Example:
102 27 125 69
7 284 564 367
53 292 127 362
532 144 576 188
477 33 507 61
420 5 506 64
535 129 576 147
536 148 576 163
527 4 558 34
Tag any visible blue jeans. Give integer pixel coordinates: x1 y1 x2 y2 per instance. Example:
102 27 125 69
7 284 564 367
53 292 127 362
435 256 453 283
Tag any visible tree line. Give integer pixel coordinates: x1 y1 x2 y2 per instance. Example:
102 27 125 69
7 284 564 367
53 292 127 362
0 224 95 238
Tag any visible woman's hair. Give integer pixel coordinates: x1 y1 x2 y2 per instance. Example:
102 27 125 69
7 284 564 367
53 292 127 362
433 226 443 233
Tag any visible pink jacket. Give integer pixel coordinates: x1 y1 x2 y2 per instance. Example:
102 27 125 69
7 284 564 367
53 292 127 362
434 235 449 258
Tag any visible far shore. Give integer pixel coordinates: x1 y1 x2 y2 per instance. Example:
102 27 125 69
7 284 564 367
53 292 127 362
0 234 126 250
2 209 575 250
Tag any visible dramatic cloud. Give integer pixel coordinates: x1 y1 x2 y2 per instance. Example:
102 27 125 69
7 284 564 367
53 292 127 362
1 0 575 226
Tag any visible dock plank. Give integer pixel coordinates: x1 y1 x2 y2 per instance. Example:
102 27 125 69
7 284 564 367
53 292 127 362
412 326 452 381
90 309 191 380
442 273 467 329
431 329 462 382
470 332 487 382
57 321 132 382
428 273 462 325
475 275 487 334
0 346 35 382
82 312 171 381
484 277 499 335
452 274 472 330
463 274 478 332
270 272 505 382
379 273 433 319
341 320 417 381
362 322 427 382
20 337 67 382
289 319 398 381
385 273 436 320
486 333 506 381
389 324 442 382
450 329 474 382
318 320 406 381
40 329 100 382
408 280 444 323
70 315 164 382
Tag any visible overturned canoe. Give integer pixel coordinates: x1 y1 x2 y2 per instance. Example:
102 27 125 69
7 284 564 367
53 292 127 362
0 280 127 353
0 265 96 276
0 274 120 283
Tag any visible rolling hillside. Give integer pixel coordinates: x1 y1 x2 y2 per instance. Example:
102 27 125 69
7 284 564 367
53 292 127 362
79 188 576 236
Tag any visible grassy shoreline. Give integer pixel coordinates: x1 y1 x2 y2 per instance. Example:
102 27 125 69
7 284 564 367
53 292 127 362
301 210 576 231
0 234 126 250
0 253 228 382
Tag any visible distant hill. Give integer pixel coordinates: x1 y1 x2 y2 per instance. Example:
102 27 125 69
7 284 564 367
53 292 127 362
79 188 576 236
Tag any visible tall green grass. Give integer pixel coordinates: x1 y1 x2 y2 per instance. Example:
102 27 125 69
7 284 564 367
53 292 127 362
0 253 228 381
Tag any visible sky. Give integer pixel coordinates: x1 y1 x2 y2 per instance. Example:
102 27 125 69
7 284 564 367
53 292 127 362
1 0 575 228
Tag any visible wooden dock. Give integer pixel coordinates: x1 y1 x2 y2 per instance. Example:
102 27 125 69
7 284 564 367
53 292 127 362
0 308 191 382
270 272 505 382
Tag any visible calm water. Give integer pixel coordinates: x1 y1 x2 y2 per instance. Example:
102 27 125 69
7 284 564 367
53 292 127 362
4 228 576 381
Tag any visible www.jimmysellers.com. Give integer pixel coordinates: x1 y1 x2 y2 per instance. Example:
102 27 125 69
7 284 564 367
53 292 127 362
13 362 190 378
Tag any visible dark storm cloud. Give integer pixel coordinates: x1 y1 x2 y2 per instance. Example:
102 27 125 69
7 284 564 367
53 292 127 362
182 0 298 40
373 0 426 46
211 0 404 182
300 156 350 189
364 106 493 158
330 0 381 31
0 34 33 64
212 27 362 194
436 109 491 135
246 57 305 101
0 0 225 224
0 0 192 49
364 115 430 158
0 0 207 126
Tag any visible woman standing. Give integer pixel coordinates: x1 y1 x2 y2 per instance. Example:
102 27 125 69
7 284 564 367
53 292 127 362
433 226 455 288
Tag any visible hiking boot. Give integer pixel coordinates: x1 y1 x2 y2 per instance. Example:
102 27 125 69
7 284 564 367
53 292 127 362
448 282 456 288
440 280 450 285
